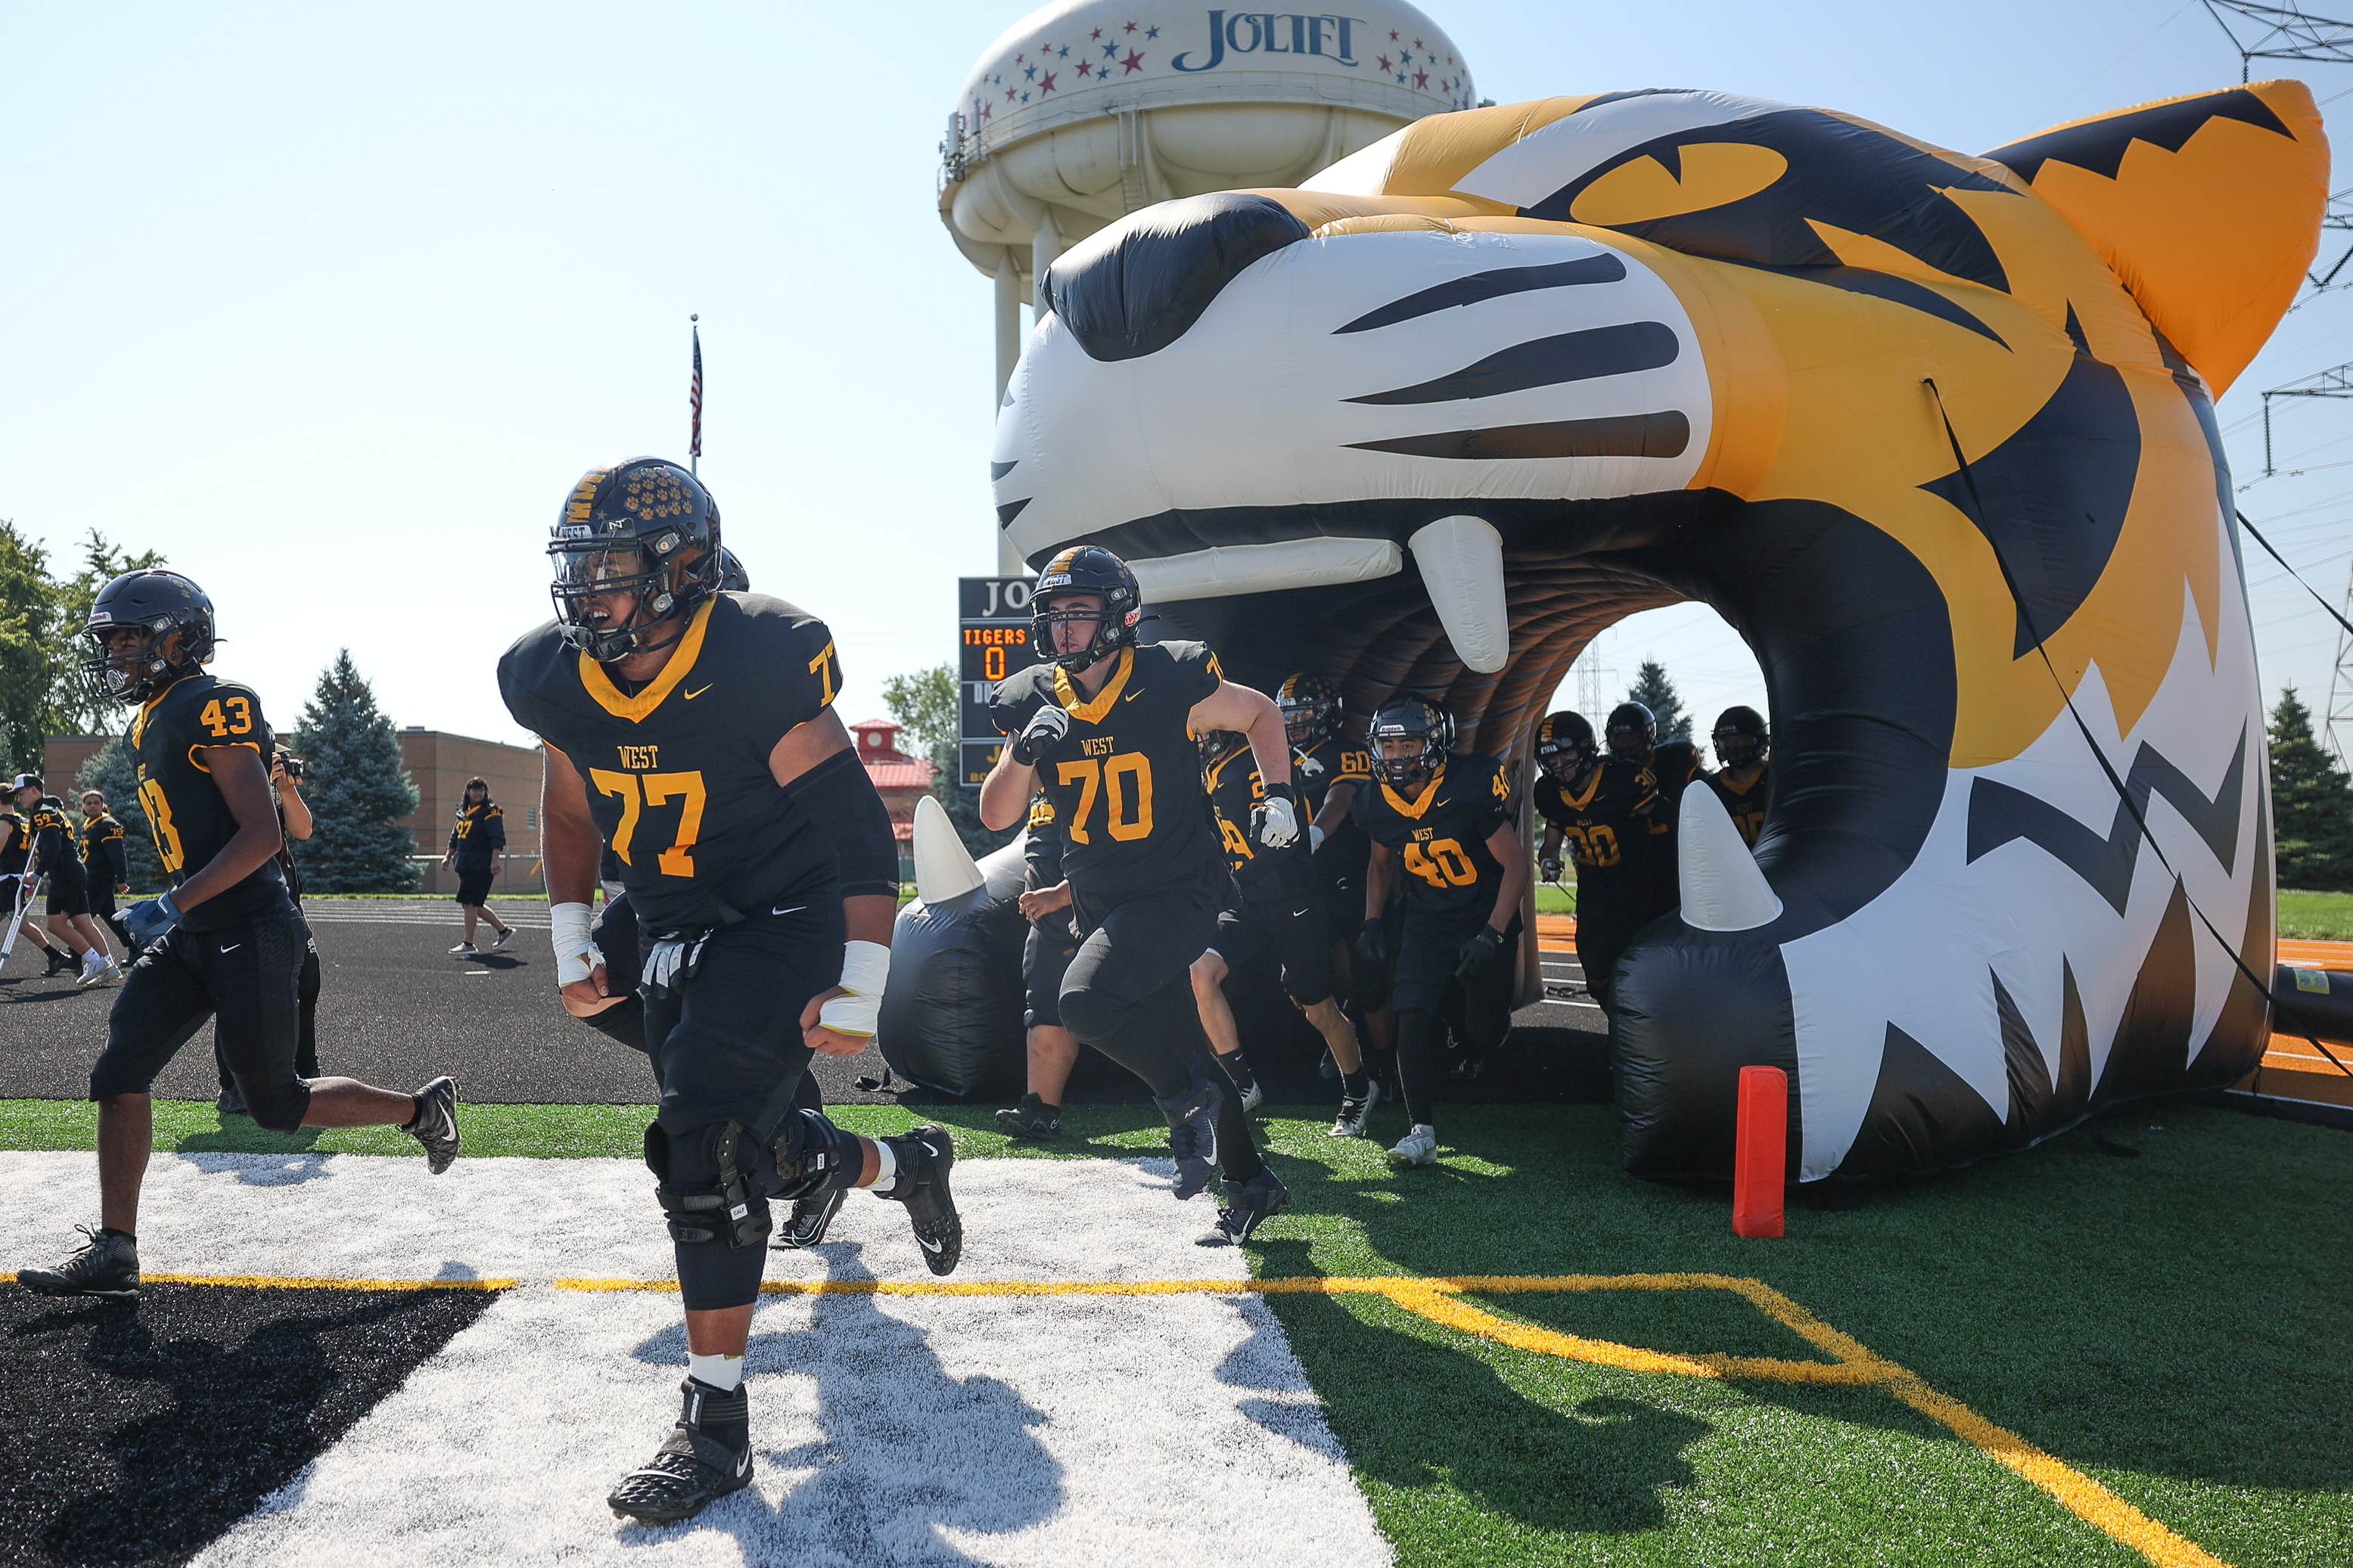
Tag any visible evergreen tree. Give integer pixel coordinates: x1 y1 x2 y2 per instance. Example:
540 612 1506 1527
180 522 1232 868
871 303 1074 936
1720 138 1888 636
1625 659 1693 742
290 650 421 893
0 521 67 774
883 662 1018 859
54 531 167 735
2270 685 2353 891
73 736 167 894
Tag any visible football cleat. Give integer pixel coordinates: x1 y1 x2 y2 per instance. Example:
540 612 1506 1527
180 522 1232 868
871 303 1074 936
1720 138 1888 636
1216 1053 1263 1113
216 1083 248 1118
608 1378 752 1525
403 1076 462 1174
17 1225 140 1299
993 1092 1063 1141
1199 1166 1289 1247
771 1187 846 1250
878 1125 962 1275
43 947 74 978
1153 1074 1223 1200
1330 1081 1381 1138
1387 1124 1440 1168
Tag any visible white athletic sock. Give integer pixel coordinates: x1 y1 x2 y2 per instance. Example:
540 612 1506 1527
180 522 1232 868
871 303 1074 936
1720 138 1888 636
686 1351 744 1393
868 1139 897 1196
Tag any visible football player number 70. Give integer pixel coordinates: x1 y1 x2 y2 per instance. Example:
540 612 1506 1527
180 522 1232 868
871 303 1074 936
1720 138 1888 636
1055 753 1155 843
588 768 707 875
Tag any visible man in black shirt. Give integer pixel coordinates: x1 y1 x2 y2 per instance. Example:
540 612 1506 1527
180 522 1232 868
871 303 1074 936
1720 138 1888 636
996 790 1083 1140
1534 710 1661 1017
1353 697 1528 1168
11 775 116 986
981 545 1292 1246
501 458 959 1525
1704 706 1771 847
444 776 514 955
79 789 132 952
0 803 71 975
20 570 462 1303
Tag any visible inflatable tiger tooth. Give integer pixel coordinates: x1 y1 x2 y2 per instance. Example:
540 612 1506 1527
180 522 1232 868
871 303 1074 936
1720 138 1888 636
989 82 2328 1181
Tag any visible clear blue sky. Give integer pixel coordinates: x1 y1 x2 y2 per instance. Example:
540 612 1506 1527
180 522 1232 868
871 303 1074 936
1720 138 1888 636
4 2 2345 756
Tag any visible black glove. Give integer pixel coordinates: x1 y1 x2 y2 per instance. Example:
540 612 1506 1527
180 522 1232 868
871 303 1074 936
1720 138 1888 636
1354 918 1389 970
1454 924 1506 979
1009 705 1071 766
1539 855 1564 883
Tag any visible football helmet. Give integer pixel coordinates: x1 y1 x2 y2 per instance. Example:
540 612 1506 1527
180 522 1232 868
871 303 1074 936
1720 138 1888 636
717 548 751 594
547 458 723 663
1605 700 1656 760
1276 672 1343 747
78 570 217 706
1711 705 1768 768
1197 728 1246 771
1533 710 1597 781
1367 695 1454 787
1030 545 1141 673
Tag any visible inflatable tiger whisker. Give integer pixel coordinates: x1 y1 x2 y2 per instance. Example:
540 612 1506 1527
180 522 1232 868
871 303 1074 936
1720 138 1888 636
981 82 2327 1179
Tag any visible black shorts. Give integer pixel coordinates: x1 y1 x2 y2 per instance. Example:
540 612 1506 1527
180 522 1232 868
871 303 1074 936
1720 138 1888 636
640 897 846 1138
1394 912 1522 1017
455 868 495 907
86 879 117 918
91 908 315 1132
1210 897 1335 1005
1023 919 1081 1029
43 867 91 918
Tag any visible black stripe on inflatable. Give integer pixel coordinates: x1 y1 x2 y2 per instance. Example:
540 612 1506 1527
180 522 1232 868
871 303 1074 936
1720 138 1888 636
996 497 1031 527
1730 261 2009 346
990 461 1018 481
1345 321 1681 405
1334 254 1627 334
1346 410 1689 461
1985 87 2293 183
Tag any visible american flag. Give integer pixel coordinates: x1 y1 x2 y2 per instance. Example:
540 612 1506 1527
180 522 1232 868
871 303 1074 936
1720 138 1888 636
688 319 704 462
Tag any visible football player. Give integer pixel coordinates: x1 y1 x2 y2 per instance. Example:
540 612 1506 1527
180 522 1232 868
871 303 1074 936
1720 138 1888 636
499 458 959 1525
11 775 116 986
1605 700 1696 920
1351 697 1529 1167
995 790 1083 1140
0 802 70 973
1189 723 1376 1137
1705 706 1770 847
1531 711 1661 1017
20 570 462 1303
79 790 133 952
1276 674 1388 1115
980 545 1291 1245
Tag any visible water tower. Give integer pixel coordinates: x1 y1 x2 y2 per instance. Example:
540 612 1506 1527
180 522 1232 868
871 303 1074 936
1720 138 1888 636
940 0 1476 570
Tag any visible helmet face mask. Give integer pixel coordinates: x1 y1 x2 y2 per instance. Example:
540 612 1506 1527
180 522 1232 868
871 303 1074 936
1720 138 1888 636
78 571 216 706
1605 701 1656 761
1368 697 1453 787
547 459 720 663
1276 673 1342 748
1711 705 1768 768
1030 547 1142 673
1197 728 1244 769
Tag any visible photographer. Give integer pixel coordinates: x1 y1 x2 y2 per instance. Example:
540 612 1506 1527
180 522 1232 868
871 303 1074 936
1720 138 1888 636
444 775 511 956
213 748 322 1116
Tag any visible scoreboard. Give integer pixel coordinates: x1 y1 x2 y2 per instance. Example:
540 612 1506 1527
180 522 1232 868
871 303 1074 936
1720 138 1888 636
957 576 1040 786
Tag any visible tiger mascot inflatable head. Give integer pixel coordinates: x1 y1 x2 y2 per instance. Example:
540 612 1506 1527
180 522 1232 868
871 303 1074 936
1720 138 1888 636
989 82 2328 1181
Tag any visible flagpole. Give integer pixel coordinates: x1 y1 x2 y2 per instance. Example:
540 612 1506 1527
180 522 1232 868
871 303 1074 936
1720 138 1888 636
688 314 703 478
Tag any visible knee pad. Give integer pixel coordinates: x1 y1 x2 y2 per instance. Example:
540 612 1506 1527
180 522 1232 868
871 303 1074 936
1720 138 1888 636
646 1120 772 1250
1055 983 1126 1047
766 1109 865 1203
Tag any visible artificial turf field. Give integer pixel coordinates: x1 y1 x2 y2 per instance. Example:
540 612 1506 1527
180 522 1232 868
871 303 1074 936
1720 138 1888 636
2 1096 2346 1566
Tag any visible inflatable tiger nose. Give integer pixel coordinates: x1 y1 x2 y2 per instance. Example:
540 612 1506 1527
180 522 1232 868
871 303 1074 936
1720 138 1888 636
988 82 2327 1181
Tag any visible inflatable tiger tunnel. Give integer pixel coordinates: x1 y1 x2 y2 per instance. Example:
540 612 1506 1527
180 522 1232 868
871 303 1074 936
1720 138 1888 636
979 81 2328 1181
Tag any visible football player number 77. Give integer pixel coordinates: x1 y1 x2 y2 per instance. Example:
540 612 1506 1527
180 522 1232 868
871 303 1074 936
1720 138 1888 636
587 768 707 876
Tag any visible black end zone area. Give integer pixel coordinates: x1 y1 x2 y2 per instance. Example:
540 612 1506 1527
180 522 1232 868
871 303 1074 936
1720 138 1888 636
0 1281 498 1567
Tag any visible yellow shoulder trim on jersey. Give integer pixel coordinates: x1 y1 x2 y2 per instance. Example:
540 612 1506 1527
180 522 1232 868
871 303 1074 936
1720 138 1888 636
1054 647 1135 725
576 599 716 723
1714 765 1764 797
1560 769 1604 812
129 673 199 750
1380 762 1448 820
187 740 264 774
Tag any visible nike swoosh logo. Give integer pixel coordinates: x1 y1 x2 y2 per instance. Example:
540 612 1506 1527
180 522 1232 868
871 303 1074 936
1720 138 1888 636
1123 690 1142 701
771 904 805 916
683 685 712 699
219 944 241 953
918 1234 945 1253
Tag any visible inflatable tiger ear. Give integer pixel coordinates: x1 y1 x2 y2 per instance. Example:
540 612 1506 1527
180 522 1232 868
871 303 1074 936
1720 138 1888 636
989 82 2327 1180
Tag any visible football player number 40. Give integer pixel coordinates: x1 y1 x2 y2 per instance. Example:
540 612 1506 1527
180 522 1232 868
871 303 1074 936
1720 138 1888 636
589 768 707 875
1055 753 1154 843
1403 836 1478 889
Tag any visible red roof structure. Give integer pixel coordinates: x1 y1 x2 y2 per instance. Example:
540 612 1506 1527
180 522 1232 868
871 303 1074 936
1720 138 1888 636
853 719 937 845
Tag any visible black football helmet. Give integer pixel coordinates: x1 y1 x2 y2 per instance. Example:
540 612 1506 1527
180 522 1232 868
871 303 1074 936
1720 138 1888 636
547 458 723 663
1276 673 1343 747
1605 700 1656 760
717 548 750 594
1031 545 1142 673
1712 705 1767 768
1197 728 1245 771
1367 695 1454 787
79 570 217 706
1534 710 1597 780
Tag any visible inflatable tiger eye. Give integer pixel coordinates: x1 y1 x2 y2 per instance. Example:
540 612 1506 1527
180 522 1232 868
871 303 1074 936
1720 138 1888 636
989 82 2328 1180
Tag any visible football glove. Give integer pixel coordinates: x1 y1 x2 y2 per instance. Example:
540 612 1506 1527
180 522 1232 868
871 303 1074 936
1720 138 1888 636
1253 784 1300 849
1354 918 1389 970
1539 855 1564 883
1010 705 1071 766
1454 925 1506 979
123 890 182 945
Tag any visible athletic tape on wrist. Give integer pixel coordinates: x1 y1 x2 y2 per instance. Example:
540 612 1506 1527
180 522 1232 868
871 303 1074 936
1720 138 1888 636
550 901 603 988
816 939 891 1037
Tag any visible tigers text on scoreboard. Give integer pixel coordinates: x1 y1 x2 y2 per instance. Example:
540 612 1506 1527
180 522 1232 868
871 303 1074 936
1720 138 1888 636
958 576 1040 786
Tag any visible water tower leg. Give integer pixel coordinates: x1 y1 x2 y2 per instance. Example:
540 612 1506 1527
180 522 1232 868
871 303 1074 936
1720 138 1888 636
1030 225 1062 312
993 248 1027 576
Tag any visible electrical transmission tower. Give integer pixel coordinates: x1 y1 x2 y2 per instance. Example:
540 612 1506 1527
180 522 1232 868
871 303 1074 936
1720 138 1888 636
2326 564 2353 763
2261 361 2353 474
2205 1 2353 80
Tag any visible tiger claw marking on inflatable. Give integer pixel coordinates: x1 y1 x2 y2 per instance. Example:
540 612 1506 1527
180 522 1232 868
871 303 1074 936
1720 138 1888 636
987 82 2329 1180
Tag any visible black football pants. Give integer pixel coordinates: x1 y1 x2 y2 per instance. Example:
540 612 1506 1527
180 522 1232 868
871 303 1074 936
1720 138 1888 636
218 934 321 1090
92 910 314 1132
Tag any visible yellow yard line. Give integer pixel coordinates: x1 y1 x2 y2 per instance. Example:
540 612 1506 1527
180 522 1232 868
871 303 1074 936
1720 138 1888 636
32 1271 518 1291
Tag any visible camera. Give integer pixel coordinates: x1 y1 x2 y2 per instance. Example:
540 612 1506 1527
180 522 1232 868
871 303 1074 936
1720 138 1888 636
276 753 306 781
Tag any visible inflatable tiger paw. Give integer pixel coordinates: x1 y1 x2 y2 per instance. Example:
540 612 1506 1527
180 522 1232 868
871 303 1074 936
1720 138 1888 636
990 82 2327 1179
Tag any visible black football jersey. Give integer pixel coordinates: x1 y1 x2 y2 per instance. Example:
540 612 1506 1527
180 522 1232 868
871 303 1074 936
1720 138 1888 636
499 592 847 932
1534 761 1658 894
1204 744 1315 905
0 811 26 876
81 813 126 880
1295 733 1373 889
1705 762 1769 847
127 672 290 928
1352 753 1515 927
1644 741 1700 913
449 801 506 869
26 797 85 883
990 642 1226 902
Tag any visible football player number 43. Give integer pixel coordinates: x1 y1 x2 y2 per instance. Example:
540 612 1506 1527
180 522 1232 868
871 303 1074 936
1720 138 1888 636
138 778 185 874
589 768 707 875
1055 753 1154 843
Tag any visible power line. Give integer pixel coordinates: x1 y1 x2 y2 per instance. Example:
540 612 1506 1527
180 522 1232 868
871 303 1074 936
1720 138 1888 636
2204 1 2353 81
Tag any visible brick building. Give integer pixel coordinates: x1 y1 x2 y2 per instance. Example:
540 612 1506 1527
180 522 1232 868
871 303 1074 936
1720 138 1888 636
851 718 934 883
